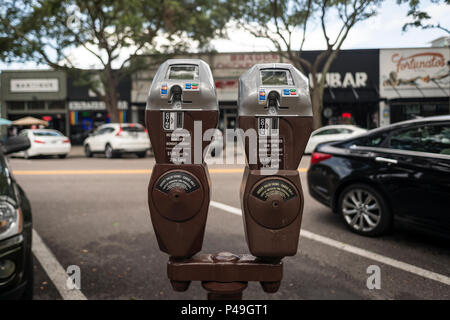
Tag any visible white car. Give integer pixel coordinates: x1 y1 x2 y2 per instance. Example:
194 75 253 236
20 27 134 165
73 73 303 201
14 129 71 159
83 123 151 158
305 125 367 154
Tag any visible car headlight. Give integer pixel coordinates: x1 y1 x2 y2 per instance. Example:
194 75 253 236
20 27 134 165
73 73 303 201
0 201 22 241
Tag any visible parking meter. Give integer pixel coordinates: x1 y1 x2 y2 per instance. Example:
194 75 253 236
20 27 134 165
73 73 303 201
238 63 313 260
146 59 219 258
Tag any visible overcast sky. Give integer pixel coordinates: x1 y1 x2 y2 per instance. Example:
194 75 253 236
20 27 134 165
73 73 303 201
1 0 449 70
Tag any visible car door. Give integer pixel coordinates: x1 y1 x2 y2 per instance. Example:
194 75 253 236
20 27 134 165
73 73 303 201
372 122 450 233
98 127 115 150
89 127 107 151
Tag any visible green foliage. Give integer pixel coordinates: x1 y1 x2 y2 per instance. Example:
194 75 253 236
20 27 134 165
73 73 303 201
397 0 450 33
0 0 231 119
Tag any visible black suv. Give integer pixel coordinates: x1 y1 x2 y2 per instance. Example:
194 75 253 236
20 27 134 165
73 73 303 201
307 115 450 238
0 136 33 299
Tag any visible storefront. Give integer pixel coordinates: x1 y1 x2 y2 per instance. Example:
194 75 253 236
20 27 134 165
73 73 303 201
301 49 380 129
67 74 131 144
379 47 450 126
0 70 68 135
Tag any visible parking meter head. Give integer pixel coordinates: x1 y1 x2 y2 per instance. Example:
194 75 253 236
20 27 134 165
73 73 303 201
146 59 218 111
146 59 219 258
145 59 219 164
238 63 313 259
238 63 312 117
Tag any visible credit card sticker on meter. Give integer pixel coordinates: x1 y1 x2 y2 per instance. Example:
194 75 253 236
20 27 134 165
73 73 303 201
161 84 168 96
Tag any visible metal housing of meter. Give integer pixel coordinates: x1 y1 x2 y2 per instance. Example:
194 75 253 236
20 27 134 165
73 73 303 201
146 59 218 258
238 63 313 259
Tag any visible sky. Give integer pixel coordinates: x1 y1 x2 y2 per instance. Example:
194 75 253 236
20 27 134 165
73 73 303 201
1 0 449 70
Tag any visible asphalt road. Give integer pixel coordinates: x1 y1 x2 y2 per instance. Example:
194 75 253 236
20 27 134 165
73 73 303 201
8 147 450 300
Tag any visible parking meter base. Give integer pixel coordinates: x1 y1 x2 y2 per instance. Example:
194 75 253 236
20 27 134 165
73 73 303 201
240 167 304 258
167 253 283 300
148 163 211 258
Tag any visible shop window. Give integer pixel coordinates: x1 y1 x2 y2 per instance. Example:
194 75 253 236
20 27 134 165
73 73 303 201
8 101 25 111
28 101 45 110
48 101 65 110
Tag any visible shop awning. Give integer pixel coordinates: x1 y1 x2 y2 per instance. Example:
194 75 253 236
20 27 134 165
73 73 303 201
0 118 12 125
12 116 48 126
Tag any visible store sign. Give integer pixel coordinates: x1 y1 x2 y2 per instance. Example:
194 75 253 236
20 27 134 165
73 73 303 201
380 48 450 98
10 78 59 93
213 53 280 70
309 72 368 88
68 101 128 111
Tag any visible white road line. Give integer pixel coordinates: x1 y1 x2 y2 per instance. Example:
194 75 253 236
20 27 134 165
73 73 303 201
209 201 450 287
32 229 87 300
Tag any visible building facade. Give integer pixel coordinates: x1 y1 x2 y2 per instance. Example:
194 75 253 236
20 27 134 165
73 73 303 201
67 74 131 144
379 47 450 127
0 70 68 134
1 46 448 141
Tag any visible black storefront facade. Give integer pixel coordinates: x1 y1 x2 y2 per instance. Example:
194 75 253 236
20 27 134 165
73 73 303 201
301 49 380 129
67 74 131 144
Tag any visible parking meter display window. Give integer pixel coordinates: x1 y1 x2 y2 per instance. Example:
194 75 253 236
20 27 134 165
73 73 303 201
260 69 293 86
168 65 199 80
156 171 200 194
252 179 297 201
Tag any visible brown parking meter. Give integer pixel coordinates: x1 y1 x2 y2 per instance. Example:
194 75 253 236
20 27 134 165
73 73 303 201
238 64 313 260
146 59 218 258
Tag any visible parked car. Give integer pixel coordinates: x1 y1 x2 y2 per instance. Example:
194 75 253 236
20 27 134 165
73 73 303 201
307 115 450 238
0 135 33 300
83 123 151 158
305 125 367 154
13 129 71 159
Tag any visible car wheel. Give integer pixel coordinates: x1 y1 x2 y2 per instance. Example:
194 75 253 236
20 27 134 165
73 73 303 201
84 144 93 158
338 184 392 236
58 154 67 159
136 151 146 158
105 144 114 159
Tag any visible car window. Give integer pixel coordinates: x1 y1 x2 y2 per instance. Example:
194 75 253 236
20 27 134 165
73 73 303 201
349 132 389 148
122 126 145 133
313 129 339 136
389 124 450 155
96 127 114 135
33 130 63 137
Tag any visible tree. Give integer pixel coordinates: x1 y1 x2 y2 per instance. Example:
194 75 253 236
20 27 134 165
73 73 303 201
399 0 450 34
239 0 382 129
0 0 230 122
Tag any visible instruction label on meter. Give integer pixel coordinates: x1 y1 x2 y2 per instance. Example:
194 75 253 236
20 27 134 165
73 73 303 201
258 117 279 136
252 179 297 201
163 112 184 131
156 171 199 194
